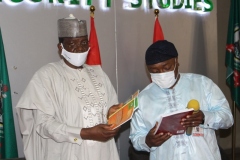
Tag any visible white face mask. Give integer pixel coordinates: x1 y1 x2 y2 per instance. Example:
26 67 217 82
61 44 89 67
150 59 179 89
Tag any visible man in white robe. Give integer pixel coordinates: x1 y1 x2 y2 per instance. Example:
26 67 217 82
129 40 234 160
16 14 121 160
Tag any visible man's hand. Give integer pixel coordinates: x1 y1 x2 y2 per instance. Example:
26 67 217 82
80 124 120 142
145 122 172 148
107 103 123 119
181 110 205 128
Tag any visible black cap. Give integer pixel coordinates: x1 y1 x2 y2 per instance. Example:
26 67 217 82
145 40 178 65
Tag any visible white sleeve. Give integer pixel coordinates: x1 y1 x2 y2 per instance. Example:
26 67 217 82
200 78 234 130
16 67 84 146
35 109 83 145
129 107 157 152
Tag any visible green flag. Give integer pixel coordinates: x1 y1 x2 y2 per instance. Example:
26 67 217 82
0 28 18 158
225 0 240 108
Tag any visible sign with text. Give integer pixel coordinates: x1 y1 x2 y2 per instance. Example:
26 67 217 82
0 0 213 12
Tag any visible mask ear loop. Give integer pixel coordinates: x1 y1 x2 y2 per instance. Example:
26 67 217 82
60 43 63 47
60 43 64 55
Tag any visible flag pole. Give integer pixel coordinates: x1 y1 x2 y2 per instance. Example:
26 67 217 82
232 101 236 160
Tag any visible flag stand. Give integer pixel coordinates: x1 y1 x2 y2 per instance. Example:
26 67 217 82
232 101 236 160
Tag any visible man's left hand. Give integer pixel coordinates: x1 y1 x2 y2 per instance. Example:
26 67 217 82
107 103 123 119
181 110 205 128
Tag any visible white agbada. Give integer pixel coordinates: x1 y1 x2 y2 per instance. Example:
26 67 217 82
16 60 120 160
130 73 234 160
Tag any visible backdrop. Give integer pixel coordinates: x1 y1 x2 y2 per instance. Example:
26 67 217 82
0 0 237 159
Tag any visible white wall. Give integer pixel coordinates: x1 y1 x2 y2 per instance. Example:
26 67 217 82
0 0 235 159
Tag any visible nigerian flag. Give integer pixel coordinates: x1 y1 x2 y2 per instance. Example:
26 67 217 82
0 28 18 158
225 0 240 108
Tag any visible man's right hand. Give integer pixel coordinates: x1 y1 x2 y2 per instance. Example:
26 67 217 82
145 122 172 148
80 124 120 142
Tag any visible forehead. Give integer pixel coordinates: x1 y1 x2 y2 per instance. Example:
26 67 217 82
147 58 175 68
63 36 88 42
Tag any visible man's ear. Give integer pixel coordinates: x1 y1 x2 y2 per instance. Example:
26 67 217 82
57 43 63 57
176 57 179 67
57 43 62 50
88 41 91 48
57 43 62 53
